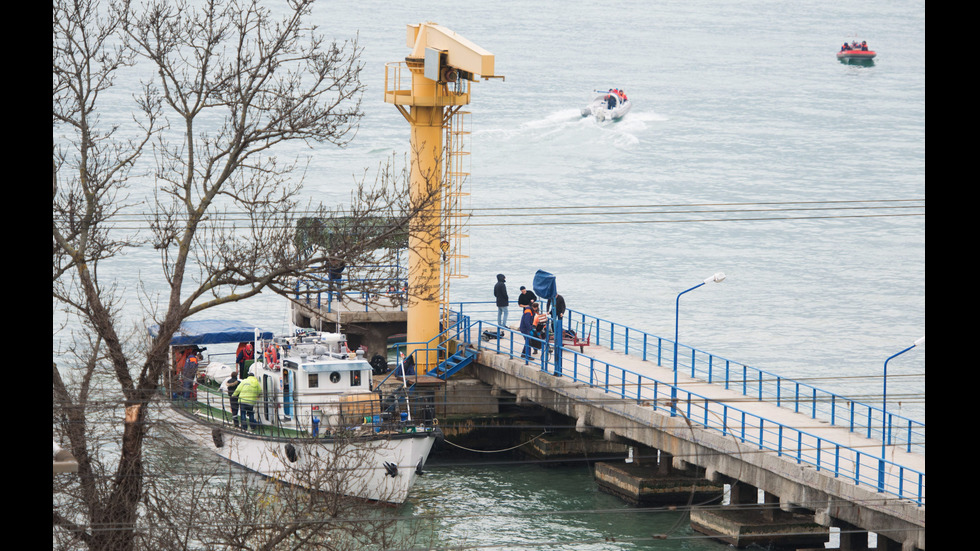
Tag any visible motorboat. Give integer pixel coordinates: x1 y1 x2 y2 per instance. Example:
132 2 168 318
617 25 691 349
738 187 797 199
837 41 876 64
581 89 631 122
153 319 441 504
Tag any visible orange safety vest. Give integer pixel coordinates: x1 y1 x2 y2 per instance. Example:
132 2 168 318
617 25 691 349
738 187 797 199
265 344 279 369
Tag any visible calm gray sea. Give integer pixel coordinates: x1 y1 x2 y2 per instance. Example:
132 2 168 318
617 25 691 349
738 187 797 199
55 0 925 548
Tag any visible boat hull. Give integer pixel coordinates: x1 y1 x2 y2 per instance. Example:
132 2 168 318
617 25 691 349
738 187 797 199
837 50 876 62
582 100 631 122
159 403 439 504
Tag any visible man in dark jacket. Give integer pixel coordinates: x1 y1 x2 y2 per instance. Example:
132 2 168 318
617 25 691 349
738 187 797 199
517 286 537 308
494 274 509 331
225 371 241 428
519 303 535 361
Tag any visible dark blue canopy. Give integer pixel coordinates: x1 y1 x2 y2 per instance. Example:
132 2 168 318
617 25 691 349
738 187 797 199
532 269 557 300
147 319 273 346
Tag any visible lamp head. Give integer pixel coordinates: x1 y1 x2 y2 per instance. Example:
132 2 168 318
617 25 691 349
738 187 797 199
704 272 726 284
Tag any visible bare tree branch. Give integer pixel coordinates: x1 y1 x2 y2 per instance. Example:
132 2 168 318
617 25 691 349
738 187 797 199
52 1 438 549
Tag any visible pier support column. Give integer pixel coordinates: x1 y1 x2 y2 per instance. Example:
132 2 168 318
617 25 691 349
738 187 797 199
875 535 904 551
833 520 870 550
728 482 759 505
761 491 779 522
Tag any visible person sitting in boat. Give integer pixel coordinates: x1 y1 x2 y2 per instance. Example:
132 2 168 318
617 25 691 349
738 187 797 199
605 92 618 109
860 41 869 51
841 42 850 52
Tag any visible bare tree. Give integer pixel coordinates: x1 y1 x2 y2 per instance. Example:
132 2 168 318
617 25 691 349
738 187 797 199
132 420 423 551
53 0 437 548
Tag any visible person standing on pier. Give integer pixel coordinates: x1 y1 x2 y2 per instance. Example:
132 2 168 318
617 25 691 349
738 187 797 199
519 303 535 361
494 274 509 332
518 285 537 308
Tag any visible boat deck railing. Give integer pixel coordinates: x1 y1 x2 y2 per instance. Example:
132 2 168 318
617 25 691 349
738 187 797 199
172 380 433 440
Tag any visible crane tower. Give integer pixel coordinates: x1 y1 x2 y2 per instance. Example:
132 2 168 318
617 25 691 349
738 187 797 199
383 23 501 371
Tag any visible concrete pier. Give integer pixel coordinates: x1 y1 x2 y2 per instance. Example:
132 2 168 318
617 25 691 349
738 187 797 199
593 460 723 506
690 503 827 549
519 430 628 464
467 339 924 550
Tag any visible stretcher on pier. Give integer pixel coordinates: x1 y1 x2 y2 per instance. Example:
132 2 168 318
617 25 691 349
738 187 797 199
550 321 593 353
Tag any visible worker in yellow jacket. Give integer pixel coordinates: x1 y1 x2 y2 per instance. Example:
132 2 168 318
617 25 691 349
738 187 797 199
233 367 261 431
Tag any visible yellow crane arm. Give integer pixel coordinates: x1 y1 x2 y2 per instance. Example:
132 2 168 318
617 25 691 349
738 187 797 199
407 23 497 80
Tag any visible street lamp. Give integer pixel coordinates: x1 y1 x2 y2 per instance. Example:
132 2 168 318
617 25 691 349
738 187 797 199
672 272 726 416
879 336 924 489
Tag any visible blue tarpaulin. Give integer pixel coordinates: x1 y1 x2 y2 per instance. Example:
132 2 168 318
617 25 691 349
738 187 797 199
532 269 557 300
147 319 273 346
531 270 563 374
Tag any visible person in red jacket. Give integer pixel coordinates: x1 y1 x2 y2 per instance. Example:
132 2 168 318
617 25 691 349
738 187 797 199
236 342 254 378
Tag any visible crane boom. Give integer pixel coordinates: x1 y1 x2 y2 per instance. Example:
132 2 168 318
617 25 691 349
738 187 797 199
407 23 496 80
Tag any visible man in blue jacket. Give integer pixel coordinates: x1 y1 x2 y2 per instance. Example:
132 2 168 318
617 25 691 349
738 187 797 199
519 303 535 362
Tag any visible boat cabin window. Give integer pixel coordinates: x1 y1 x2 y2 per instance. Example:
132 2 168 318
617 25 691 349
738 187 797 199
308 373 319 388
350 370 362 387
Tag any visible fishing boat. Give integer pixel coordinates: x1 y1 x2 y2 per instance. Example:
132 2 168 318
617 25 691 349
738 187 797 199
152 319 441 504
837 41 876 63
581 89 631 122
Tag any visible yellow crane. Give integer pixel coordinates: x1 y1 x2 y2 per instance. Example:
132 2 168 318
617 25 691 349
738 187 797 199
384 23 502 371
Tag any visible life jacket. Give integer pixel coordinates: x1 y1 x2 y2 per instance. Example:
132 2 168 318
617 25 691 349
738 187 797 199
175 349 191 369
264 344 279 370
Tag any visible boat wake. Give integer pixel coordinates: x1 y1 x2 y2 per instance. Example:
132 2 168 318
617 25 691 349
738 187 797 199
476 108 667 149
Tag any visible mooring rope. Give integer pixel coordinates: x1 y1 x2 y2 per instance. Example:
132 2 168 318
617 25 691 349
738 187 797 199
441 431 548 453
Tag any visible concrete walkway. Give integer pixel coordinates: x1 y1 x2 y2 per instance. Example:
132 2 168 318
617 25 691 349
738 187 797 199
465 323 924 503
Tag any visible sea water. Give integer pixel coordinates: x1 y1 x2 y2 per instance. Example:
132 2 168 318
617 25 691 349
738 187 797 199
54 1 924 548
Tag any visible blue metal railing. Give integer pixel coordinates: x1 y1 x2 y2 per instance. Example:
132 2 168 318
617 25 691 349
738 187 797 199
466 316 924 506
293 263 408 313
556 308 925 456
376 311 474 390
444 301 923 453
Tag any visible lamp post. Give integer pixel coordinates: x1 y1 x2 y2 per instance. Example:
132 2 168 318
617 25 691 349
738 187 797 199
672 272 726 416
879 336 924 490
